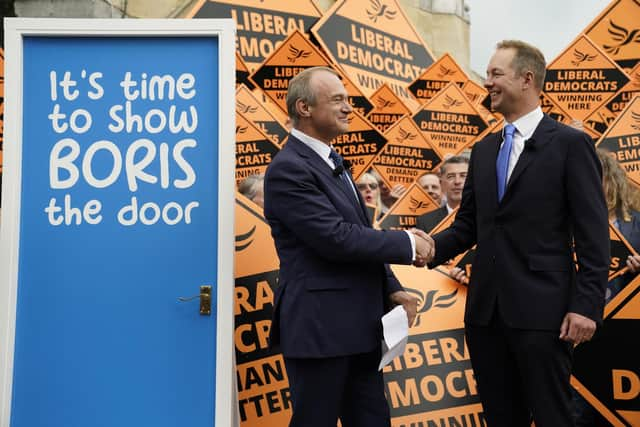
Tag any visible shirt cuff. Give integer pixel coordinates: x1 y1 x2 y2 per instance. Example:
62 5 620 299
404 230 416 262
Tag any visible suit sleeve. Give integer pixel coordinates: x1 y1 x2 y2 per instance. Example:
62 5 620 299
264 155 413 265
430 147 479 266
567 133 610 323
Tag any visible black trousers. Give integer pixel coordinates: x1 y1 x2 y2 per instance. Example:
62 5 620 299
465 311 575 427
284 349 390 427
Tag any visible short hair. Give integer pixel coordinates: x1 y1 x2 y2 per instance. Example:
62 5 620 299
439 155 469 176
286 66 339 126
496 40 546 91
238 173 264 201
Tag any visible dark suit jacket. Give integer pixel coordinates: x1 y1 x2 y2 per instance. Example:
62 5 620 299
431 115 609 329
264 134 413 358
416 206 449 234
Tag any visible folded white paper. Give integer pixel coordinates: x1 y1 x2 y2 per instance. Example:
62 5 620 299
378 305 409 370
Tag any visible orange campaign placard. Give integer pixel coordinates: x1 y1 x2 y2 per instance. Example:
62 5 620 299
408 53 469 104
385 265 484 425
606 61 640 114
412 82 490 158
608 222 637 281
544 34 630 122
234 194 291 427
571 273 640 427
366 83 412 133
236 112 281 185
595 95 640 186
186 0 322 71
376 183 440 230
583 0 640 72
539 92 602 139
331 109 388 180
371 115 443 189
461 79 487 106
311 0 435 104
249 30 373 116
237 52 256 90
237 84 289 147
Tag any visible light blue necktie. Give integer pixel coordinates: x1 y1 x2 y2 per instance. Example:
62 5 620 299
496 124 516 202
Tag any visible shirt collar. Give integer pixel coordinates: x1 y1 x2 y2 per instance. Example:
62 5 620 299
291 128 332 162
503 106 543 139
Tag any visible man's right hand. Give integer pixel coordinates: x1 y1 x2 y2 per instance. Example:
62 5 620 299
409 228 435 267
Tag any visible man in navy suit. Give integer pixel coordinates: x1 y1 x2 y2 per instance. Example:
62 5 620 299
429 41 609 426
264 67 434 427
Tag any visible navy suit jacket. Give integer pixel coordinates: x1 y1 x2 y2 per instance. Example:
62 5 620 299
431 115 610 329
416 205 449 234
264 134 413 358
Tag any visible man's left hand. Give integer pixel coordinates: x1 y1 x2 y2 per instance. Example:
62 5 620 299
559 312 596 345
389 290 419 327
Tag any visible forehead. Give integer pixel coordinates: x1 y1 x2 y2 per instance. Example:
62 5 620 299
420 174 440 185
442 162 468 174
487 48 516 72
311 70 346 95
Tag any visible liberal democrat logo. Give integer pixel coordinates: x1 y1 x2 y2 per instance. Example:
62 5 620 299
366 0 397 23
287 45 311 63
571 49 597 67
443 94 463 109
405 286 458 326
409 196 430 212
396 127 417 143
376 96 396 109
236 101 258 115
631 111 640 131
235 226 256 251
437 65 456 78
603 20 640 55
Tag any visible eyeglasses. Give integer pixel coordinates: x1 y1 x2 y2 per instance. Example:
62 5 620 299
356 182 379 191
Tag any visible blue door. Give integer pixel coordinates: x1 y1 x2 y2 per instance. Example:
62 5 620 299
5 31 232 427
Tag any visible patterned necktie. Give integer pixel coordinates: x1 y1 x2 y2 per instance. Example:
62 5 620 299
329 149 354 196
496 124 516 202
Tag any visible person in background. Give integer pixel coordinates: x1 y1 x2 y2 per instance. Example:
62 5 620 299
370 169 407 214
238 173 265 208
428 40 609 427
356 172 384 218
263 66 433 427
415 155 469 233
417 172 443 205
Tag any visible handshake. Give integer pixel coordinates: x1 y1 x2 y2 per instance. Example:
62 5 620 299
409 228 435 267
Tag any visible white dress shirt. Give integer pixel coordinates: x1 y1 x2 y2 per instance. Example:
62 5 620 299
502 106 544 181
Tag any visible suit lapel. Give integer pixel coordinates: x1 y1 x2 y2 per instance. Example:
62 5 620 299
503 115 555 201
287 136 369 224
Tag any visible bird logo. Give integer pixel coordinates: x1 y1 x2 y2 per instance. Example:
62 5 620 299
403 286 458 326
465 91 480 103
376 96 396 110
603 20 640 56
437 65 456 78
236 101 258 115
235 226 256 251
287 45 311 63
443 94 463 109
236 125 248 135
409 196 430 212
396 127 417 143
631 111 640 131
571 49 597 67
366 0 397 23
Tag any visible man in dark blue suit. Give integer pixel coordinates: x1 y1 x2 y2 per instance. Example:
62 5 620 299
429 41 609 427
264 66 433 427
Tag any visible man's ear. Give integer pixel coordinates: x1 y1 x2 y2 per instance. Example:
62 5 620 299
522 70 535 90
296 99 312 118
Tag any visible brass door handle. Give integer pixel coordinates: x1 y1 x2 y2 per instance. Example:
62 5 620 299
178 285 212 315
